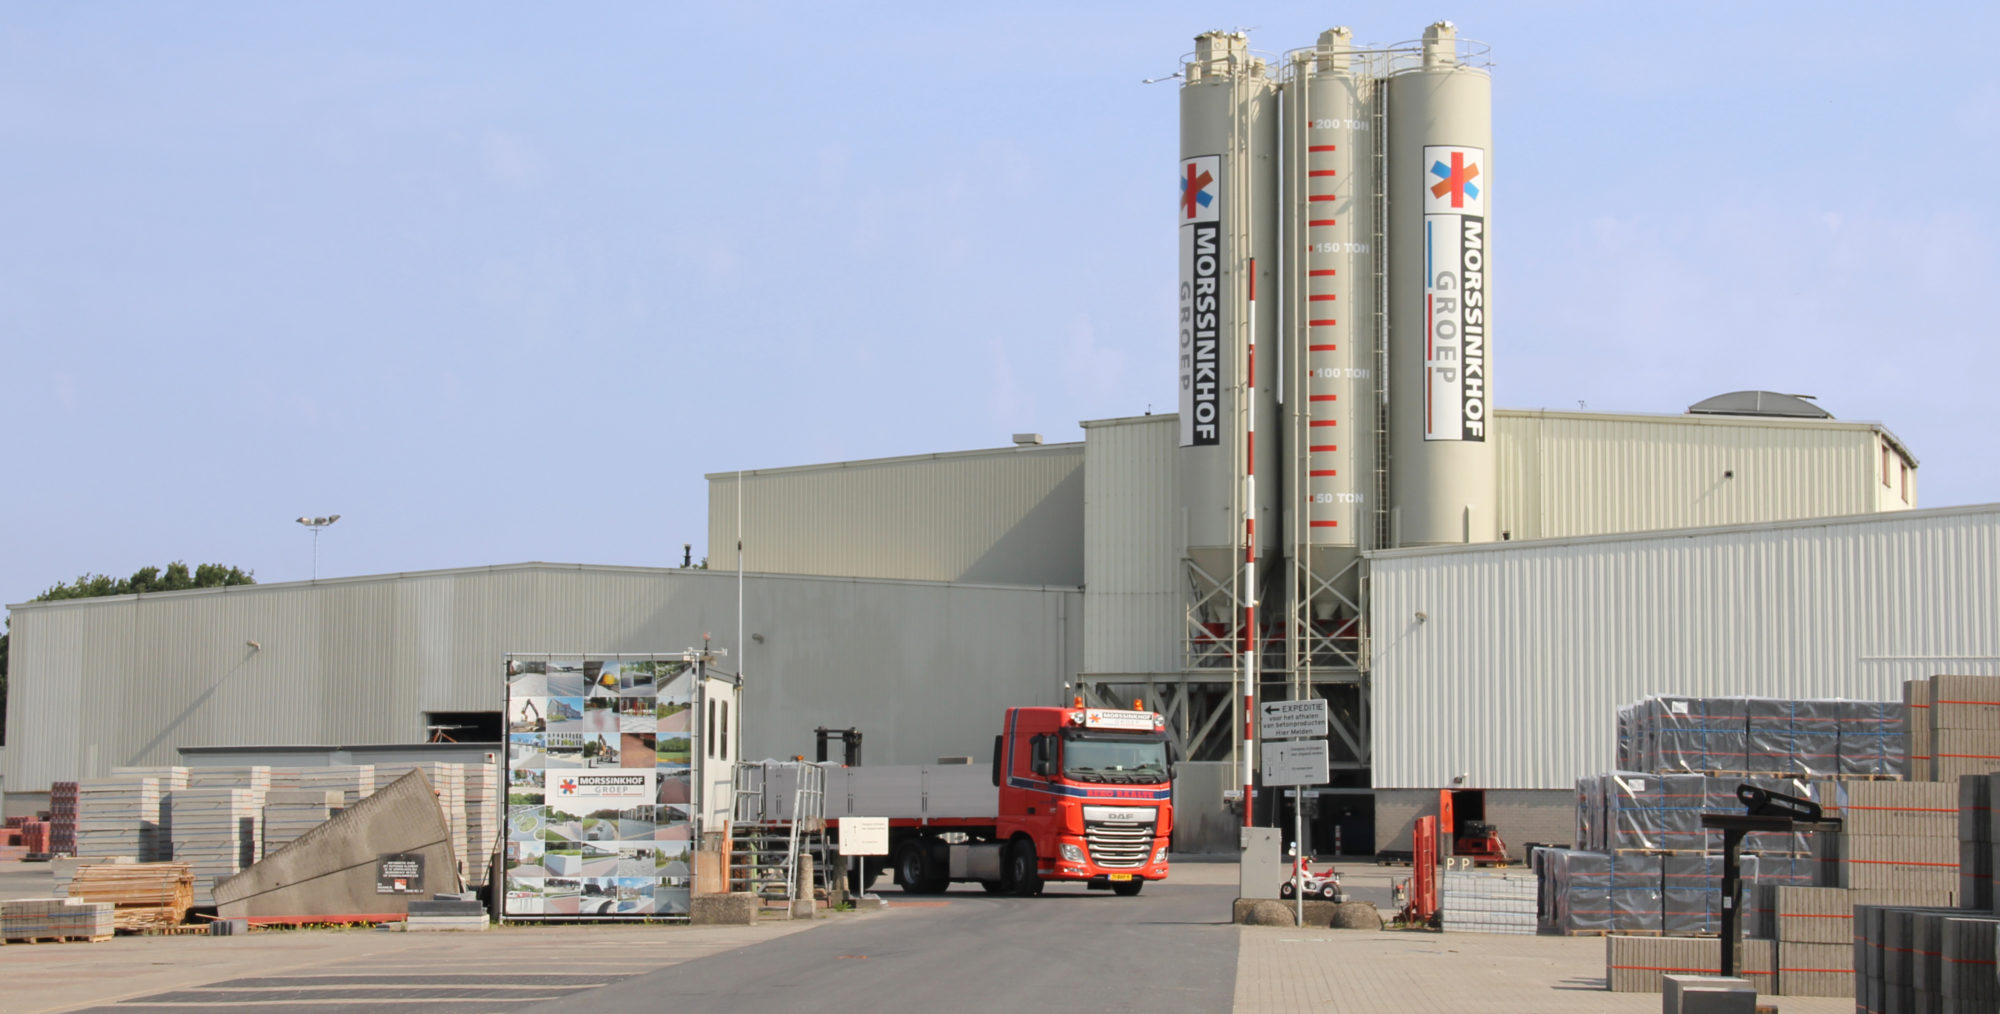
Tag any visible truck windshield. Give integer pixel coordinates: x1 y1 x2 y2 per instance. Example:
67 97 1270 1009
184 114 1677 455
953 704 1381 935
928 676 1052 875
1062 735 1169 784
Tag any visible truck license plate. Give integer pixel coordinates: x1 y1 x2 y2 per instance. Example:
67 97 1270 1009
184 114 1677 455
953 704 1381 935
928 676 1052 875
1109 873 1133 881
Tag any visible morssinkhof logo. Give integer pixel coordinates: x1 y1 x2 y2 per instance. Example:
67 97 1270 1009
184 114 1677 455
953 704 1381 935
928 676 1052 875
1421 146 1484 215
1180 156 1219 223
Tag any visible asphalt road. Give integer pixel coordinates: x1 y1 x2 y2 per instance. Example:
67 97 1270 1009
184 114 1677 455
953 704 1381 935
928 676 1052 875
525 876 1242 1014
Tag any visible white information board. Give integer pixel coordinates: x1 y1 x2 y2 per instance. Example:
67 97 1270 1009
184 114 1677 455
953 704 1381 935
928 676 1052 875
1260 740 1330 787
840 816 890 856
1259 698 1329 740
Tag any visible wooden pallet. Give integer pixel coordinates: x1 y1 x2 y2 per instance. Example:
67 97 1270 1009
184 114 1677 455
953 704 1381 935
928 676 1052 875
1 933 114 945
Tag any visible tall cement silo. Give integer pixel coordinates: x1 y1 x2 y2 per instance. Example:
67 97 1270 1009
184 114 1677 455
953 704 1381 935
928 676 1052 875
1178 31 1280 668
1282 28 1377 670
1385 21 1496 547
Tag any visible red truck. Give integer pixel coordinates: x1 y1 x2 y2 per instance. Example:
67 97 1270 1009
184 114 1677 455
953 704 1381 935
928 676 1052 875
831 704 1175 897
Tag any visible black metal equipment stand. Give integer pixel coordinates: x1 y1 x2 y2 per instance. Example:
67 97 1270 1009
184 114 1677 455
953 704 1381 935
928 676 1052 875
1700 785 1842 979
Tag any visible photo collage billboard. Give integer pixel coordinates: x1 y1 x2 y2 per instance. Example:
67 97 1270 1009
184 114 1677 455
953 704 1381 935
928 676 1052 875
502 655 699 919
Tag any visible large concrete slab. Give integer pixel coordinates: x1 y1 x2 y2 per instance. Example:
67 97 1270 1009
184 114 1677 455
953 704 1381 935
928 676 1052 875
214 769 461 920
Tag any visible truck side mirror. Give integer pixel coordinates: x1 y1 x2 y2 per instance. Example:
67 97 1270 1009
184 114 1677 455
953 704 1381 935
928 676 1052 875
992 734 1003 787
1030 734 1054 777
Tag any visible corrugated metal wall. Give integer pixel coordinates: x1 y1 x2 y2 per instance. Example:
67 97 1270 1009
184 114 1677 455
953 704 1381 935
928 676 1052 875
3 565 1082 792
1081 416 1182 675
1495 410 1901 542
1368 505 2000 789
706 444 1084 586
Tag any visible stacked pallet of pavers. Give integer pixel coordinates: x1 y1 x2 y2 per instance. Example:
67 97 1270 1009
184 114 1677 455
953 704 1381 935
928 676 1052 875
1853 904 2000 1014
269 764 374 809
1441 868 1537 934
260 791 341 856
1929 674 2000 782
1562 692 1916 996
75 777 161 860
170 786 263 906
463 759 497 885
46 781 79 855
1846 675 2000 1011
111 766 189 857
0 898 114 942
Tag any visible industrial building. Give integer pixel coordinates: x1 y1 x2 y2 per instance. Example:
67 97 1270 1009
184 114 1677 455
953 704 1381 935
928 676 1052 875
6 22 1991 862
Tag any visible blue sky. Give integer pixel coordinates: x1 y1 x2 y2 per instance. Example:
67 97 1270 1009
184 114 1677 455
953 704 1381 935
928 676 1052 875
4 2 1995 602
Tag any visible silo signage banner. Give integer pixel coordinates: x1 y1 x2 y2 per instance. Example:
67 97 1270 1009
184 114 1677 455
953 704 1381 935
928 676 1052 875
1179 153 1222 447
1420 145 1488 442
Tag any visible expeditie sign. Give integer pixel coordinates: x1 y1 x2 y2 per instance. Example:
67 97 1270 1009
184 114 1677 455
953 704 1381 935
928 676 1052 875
1179 154 1222 448
1421 145 1488 442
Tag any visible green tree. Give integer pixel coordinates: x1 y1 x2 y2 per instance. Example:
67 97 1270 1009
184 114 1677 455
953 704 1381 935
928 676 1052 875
1 561 255 744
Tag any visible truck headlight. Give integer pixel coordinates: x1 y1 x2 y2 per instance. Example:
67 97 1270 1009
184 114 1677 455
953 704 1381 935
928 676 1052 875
1060 843 1086 863
1154 847 1169 865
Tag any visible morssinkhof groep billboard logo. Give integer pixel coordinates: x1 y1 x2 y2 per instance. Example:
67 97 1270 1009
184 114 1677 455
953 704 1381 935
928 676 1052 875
1179 154 1223 447
1421 145 1488 442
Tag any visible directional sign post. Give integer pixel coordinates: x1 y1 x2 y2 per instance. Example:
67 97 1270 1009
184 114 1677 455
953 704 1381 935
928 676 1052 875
1257 698 1331 927
840 817 890 900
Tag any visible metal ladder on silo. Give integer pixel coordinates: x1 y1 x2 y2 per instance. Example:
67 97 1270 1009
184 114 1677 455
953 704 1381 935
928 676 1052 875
1369 76 1392 559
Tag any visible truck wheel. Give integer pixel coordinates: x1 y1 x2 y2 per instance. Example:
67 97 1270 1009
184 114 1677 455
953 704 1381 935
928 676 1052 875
1113 879 1143 897
979 880 1007 894
897 840 944 894
1007 839 1043 897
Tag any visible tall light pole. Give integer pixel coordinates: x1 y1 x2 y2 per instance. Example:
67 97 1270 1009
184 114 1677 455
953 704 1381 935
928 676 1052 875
295 514 341 580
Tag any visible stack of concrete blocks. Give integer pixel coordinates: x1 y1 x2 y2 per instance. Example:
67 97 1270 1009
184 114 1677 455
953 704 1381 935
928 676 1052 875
1648 697 1752 775
1662 975 1755 1013
0 898 114 941
1664 854 1731 937
1440 869 1536 935
75 778 161 861
1537 848 1613 934
111 766 188 858
1604 936 1774 993
261 791 341 857
1928 675 2000 783
269 765 374 810
1853 906 2000 1014
1761 886 1854 997
1842 700 1907 777
1611 853 1665 934
1905 679 1934 778
1744 698 1841 777
169 788 261 906
1812 780 1958 897
1958 774 1992 909
1627 695 1907 779
462 761 497 885
186 767 270 859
